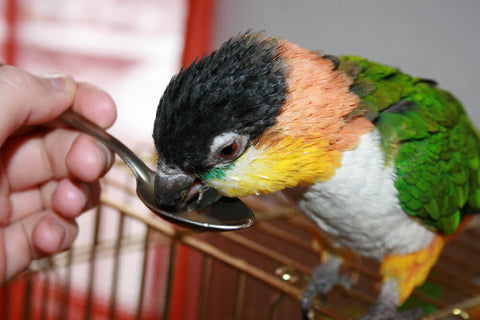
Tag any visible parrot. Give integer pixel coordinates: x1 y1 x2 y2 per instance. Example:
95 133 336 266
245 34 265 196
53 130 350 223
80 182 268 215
152 31 480 319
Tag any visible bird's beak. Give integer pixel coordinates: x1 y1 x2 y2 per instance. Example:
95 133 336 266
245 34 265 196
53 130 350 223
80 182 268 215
154 159 222 212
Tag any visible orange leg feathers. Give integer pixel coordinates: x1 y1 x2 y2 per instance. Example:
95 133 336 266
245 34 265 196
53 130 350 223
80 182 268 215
380 216 473 305
380 235 446 304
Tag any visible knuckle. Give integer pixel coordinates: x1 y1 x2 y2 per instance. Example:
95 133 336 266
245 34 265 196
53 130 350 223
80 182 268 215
0 66 37 93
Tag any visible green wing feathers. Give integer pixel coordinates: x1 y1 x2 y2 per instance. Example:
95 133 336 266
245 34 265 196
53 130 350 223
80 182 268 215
338 56 480 235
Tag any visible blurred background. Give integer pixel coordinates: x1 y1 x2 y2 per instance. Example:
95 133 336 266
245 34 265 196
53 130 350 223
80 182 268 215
0 0 479 319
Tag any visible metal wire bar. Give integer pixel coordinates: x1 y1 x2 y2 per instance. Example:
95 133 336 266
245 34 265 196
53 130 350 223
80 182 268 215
23 274 32 320
256 219 318 253
421 295 480 320
198 256 212 320
221 231 312 274
60 249 73 320
268 292 284 320
135 226 151 320
108 212 126 320
232 272 247 320
85 206 102 320
2 279 9 319
40 270 51 320
162 239 178 320
48 235 149 268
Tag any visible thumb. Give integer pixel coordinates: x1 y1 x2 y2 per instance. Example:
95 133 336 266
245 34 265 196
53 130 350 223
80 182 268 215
0 66 77 145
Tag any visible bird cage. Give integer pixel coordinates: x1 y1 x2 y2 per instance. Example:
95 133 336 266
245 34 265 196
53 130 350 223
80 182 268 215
1 154 479 320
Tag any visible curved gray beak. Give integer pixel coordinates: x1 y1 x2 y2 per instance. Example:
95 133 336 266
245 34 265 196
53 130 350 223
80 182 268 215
154 159 222 211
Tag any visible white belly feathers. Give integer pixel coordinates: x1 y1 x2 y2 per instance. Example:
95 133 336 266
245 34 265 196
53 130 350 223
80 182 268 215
298 130 435 260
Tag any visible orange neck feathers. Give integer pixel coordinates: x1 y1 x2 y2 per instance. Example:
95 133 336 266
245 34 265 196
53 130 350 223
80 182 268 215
261 40 373 153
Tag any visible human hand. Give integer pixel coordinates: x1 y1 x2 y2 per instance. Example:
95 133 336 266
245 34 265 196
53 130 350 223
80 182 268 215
0 66 117 284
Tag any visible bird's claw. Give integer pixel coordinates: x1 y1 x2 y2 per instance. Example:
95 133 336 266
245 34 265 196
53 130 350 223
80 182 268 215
301 256 351 320
358 277 424 320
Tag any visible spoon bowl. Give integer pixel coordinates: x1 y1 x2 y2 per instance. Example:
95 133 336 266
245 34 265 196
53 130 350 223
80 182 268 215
60 110 255 231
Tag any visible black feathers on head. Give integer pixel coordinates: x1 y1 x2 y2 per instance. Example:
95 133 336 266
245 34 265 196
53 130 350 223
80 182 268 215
153 32 288 174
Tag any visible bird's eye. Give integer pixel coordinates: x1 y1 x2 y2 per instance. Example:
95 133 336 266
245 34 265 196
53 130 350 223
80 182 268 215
208 132 248 167
219 143 238 159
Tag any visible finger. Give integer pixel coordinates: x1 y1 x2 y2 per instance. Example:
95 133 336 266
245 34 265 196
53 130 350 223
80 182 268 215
71 82 117 129
3 129 113 191
0 164 12 226
9 186 47 224
9 177 98 223
51 179 100 219
66 134 114 182
0 66 77 144
31 214 78 255
1 211 78 282
2 129 74 191
0 67 117 142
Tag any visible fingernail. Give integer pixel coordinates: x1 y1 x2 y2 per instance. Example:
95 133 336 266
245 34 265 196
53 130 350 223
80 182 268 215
51 219 67 243
44 74 69 91
41 218 67 253
96 141 114 172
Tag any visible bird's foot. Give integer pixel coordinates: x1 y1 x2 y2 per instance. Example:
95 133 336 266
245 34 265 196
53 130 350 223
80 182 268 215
301 255 352 320
359 278 423 320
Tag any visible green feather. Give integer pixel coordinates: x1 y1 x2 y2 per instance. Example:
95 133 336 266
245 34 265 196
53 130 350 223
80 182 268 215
338 56 480 235
351 77 376 97
424 199 440 220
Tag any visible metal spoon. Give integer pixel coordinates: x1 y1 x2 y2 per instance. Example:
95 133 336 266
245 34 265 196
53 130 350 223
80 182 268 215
60 110 255 231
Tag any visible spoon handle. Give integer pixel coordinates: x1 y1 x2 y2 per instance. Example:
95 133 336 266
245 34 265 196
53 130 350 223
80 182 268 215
60 110 154 182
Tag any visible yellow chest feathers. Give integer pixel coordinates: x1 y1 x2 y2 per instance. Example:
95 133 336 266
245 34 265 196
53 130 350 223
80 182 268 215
204 133 342 197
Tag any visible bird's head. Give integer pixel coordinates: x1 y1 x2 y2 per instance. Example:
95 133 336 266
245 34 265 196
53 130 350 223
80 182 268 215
153 31 372 211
